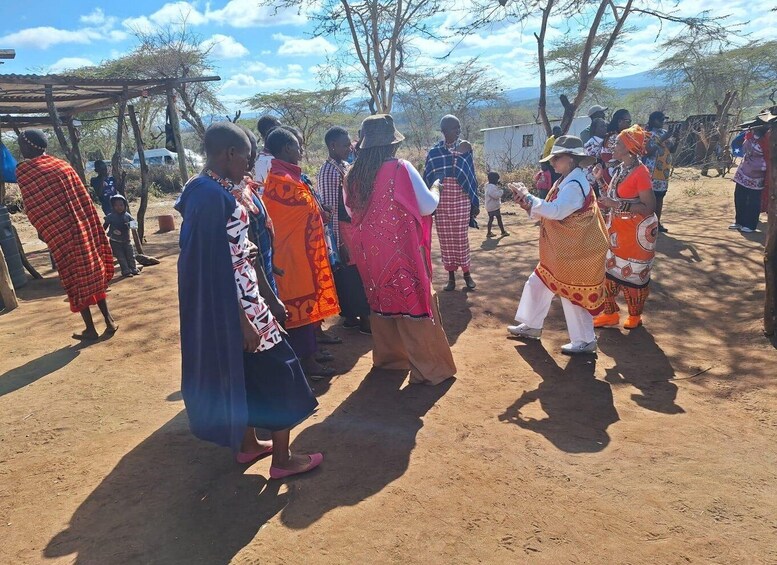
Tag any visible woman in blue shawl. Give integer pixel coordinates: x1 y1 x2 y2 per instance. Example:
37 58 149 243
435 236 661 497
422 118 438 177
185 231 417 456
175 122 322 479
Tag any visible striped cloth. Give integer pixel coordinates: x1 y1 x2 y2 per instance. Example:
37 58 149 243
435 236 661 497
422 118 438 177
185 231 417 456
16 154 114 312
315 157 348 248
435 177 471 271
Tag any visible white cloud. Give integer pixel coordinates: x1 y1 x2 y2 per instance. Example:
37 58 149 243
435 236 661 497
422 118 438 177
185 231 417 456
272 33 336 56
122 2 207 32
206 0 307 28
48 57 95 74
203 34 249 59
80 8 110 26
0 26 104 49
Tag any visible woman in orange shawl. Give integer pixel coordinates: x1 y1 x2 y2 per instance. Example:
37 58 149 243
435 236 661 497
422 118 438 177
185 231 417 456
592 124 658 330
262 127 340 379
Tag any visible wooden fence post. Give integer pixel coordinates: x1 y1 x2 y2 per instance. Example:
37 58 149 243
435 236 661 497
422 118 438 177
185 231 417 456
0 244 18 312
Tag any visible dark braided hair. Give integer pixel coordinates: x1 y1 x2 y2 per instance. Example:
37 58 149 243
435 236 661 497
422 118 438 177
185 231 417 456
344 144 398 212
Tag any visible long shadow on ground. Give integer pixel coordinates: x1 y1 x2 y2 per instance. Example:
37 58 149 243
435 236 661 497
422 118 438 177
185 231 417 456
279 367 453 529
500 342 618 453
598 327 685 415
0 344 90 397
44 411 286 565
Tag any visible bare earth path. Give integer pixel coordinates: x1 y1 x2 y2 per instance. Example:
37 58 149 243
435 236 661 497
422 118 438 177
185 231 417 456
1 173 775 564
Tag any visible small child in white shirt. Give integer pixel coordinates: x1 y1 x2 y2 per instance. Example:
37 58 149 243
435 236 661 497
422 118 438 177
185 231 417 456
484 171 510 238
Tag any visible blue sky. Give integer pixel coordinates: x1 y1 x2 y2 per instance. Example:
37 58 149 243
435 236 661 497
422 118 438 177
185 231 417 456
0 0 771 110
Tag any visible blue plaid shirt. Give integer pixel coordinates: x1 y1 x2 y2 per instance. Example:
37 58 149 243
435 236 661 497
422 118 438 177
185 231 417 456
423 140 479 207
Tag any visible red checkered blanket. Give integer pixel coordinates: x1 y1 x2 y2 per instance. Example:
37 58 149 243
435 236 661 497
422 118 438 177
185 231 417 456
17 155 114 312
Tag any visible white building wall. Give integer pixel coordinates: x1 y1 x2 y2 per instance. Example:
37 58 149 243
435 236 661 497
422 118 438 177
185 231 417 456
482 116 590 171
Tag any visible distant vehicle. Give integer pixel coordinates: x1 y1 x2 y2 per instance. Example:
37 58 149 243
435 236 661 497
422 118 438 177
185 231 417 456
132 148 204 170
85 158 137 174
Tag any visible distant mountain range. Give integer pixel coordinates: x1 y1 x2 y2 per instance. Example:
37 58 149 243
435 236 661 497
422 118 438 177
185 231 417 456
503 70 666 103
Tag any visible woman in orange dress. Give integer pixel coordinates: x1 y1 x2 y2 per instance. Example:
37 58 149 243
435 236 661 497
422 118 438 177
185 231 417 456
262 127 340 379
592 124 658 330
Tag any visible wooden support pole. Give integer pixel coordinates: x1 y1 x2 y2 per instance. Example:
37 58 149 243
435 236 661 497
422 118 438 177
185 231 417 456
66 118 87 186
0 244 18 312
112 87 128 194
166 85 190 187
127 104 148 249
764 123 777 336
11 224 42 279
45 85 72 162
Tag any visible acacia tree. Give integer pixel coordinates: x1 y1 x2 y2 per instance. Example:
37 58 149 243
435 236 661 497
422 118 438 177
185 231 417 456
262 0 446 113
396 58 505 150
244 87 352 156
466 0 732 135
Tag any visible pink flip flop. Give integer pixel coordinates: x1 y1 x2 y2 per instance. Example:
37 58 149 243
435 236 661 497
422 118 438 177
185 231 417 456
235 445 273 464
269 453 324 479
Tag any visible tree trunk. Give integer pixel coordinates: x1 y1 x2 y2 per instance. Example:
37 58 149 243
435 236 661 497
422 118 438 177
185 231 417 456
534 1 554 136
166 86 190 187
764 124 777 335
112 92 127 193
11 224 41 279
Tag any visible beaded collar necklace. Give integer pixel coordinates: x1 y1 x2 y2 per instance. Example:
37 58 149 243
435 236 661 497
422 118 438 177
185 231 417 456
203 168 234 190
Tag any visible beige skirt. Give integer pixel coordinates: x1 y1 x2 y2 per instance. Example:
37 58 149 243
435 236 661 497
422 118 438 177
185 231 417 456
369 292 457 385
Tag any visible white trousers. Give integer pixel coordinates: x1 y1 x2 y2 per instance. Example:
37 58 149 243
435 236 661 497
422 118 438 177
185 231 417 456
515 272 596 345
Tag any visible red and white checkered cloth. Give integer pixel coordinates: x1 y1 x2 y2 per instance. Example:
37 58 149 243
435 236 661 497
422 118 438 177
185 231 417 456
435 177 471 271
17 155 114 312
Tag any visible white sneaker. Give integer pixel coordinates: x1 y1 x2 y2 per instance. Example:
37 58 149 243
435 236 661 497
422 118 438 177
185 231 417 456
561 340 597 355
728 223 741 230
740 227 755 233
507 323 542 340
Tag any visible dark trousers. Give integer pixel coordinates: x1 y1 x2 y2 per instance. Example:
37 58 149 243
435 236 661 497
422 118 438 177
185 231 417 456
487 210 506 234
734 183 761 230
110 240 137 275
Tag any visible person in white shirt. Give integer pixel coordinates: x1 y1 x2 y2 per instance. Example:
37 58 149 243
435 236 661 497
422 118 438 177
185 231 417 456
506 136 610 355
253 115 281 193
484 171 510 238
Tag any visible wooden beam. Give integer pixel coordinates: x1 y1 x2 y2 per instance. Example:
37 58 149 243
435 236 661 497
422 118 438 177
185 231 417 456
166 85 189 187
45 84 73 163
0 244 18 312
66 118 87 186
127 104 148 249
0 75 220 87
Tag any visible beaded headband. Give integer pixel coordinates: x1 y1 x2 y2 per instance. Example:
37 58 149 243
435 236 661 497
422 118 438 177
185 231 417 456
21 131 47 152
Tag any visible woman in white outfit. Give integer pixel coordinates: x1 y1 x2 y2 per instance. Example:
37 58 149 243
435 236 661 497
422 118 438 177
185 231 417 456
508 136 610 355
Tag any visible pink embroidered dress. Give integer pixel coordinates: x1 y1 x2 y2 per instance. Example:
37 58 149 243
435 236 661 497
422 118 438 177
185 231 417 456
348 160 435 319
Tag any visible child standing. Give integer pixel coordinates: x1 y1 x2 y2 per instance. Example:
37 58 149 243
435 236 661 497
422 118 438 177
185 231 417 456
485 171 509 238
533 163 553 200
103 194 140 277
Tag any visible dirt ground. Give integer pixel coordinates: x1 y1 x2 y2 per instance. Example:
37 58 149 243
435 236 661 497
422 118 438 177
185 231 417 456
1 170 776 564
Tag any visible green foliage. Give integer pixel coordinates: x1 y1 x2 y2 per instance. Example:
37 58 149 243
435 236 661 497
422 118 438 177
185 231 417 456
244 87 358 158
660 39 777 119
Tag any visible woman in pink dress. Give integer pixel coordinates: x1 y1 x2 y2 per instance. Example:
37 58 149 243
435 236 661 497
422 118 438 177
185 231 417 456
344 114 457 386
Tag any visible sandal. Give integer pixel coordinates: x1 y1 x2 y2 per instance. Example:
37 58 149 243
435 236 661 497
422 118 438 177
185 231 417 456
316 333 343 345
270 453 323 479
307 366 337 381
72 331 99 341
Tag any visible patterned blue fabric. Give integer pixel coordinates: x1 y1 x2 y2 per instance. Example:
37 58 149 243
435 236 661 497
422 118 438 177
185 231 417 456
249 193 277 295
423 141 479 206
